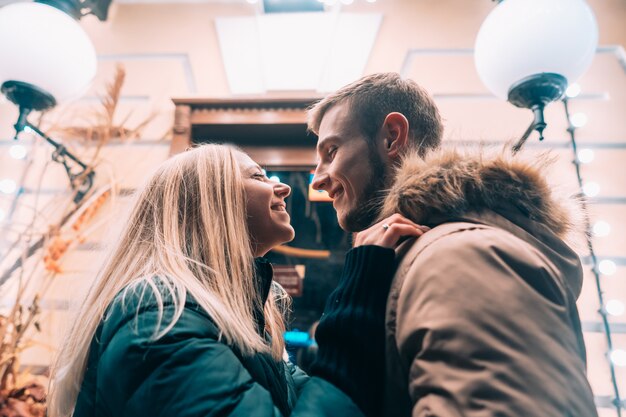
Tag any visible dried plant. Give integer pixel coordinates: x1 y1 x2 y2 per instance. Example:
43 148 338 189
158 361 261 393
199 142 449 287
0 380 46 417
0 63 152 415
47 64 156 150
43 190 111 274
0 186 112 416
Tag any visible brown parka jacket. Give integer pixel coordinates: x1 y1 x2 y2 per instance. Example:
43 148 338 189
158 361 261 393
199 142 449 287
380 149 597 417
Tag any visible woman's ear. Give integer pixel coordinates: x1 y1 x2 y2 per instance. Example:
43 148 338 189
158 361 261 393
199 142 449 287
381 112 409 159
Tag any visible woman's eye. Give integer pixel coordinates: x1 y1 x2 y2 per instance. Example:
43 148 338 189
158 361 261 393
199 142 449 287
252 173 266 180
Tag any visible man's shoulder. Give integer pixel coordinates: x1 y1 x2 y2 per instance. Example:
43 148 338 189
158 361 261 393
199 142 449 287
390 219 526 294
396 221 494 266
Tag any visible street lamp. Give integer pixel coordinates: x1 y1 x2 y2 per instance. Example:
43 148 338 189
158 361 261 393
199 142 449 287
0 0 111 202
474 0 598 151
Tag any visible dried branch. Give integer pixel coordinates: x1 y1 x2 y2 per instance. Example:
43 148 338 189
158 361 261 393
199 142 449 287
0 62 153 415
46 64 154 149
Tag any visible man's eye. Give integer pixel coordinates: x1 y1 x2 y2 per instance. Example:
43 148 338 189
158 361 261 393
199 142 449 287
328 147 337 159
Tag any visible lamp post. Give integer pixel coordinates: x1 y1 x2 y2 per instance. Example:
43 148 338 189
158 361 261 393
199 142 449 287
0 0 111 286
0 0 110 202
474 0 598 151
475 1 624 414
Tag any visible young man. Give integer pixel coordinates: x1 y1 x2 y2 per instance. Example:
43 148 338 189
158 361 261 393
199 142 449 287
309 72 597 417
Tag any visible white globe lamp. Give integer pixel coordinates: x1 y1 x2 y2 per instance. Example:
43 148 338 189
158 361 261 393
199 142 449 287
0 2 97 105
474 0 598 144
0 0 104 137
0 0 110 203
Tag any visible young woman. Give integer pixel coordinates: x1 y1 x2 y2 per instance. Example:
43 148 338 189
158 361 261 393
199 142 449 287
48 144 424 417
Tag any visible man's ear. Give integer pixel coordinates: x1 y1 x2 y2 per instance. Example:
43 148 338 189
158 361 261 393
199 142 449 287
381 112 409 159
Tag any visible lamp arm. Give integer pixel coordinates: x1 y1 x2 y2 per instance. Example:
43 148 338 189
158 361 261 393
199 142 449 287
511 119 535 154
23 120 88 170
14 106 31 136
20 119 95 203
511 104 548 155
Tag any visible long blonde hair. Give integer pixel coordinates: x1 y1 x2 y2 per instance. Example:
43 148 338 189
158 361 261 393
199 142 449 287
48 144 288 417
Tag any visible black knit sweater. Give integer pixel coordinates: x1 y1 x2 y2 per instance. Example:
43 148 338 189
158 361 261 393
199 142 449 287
310 245 396 417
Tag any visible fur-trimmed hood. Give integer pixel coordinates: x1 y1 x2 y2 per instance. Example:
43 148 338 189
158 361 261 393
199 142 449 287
382 148 581 240
381 147 585 296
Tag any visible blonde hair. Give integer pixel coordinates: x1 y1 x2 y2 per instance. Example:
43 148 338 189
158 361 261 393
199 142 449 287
48 144 289 417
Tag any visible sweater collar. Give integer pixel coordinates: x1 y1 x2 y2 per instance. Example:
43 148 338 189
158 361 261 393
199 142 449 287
254 257 274 305
253 257 274 335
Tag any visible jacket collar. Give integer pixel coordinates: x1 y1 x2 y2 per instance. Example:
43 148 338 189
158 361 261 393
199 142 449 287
381 147 585 296
381 147 581 240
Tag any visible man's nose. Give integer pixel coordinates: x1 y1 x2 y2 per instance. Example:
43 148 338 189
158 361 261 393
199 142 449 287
311 168 329 191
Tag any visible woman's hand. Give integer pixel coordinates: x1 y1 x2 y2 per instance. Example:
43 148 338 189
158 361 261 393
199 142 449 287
354 214 429 249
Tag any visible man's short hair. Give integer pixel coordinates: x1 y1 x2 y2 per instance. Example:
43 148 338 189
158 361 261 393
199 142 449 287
307 72 443 156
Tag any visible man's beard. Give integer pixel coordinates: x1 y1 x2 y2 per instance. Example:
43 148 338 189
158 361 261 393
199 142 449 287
341 148 388 232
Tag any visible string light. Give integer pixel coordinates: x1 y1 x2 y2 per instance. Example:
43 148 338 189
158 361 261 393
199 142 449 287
592 221 611 237
599 260 617 276
563 97 622 413
606 300 625 317
582 181 600 197
570 113 588 128
318 0 375 4
0 179 17 194
577 148 594 164
565 83 581 98
9 144 27 160
269 175 281 183
610 350 626 367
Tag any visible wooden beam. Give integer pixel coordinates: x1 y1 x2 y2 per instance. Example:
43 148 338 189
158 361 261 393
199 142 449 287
170 104 192 156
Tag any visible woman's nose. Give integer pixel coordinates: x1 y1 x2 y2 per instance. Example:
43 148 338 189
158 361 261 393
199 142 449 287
274 181 291 198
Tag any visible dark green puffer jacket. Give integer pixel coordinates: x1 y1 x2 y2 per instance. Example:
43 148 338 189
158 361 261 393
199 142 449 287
73 246 395 417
